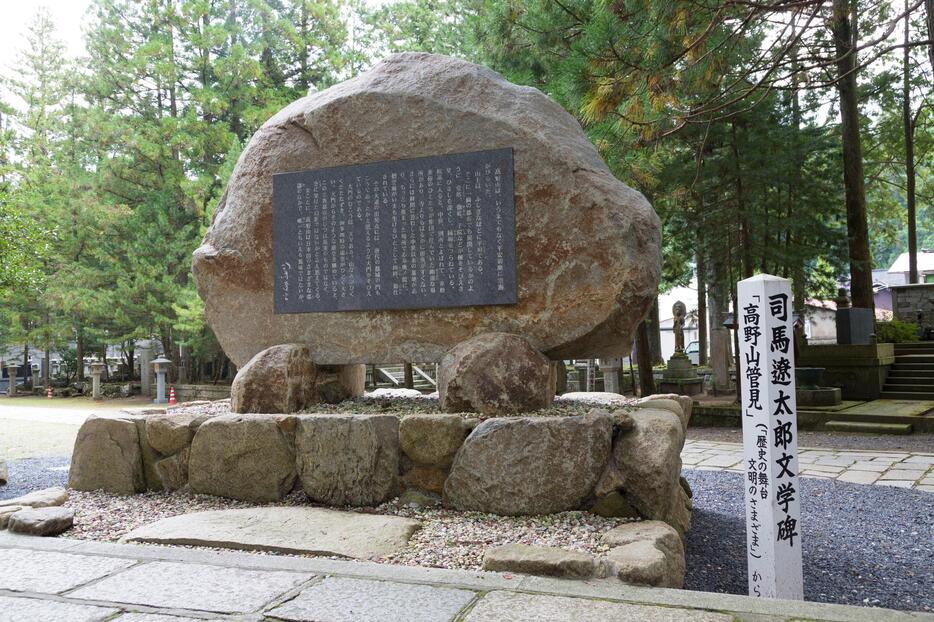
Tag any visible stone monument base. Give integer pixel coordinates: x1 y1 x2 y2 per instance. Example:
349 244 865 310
69 395 694 535
659 353 703 397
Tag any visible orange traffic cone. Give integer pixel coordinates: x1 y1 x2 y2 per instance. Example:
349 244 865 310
46 385 53 399
168 385 176 405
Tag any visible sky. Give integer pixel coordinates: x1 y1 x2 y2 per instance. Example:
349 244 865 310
0 1 91 66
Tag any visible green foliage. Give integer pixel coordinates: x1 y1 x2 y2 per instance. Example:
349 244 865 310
0 197 49 294
874 319 921 343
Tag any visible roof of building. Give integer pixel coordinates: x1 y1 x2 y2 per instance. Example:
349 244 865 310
888 250 934 274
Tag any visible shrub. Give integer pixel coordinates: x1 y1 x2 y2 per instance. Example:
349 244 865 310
875 319 920 343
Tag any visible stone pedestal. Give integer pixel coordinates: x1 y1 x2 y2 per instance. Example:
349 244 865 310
31 366 40 389
90 362 106 400
658 353 703 397
6 364 17 397
836 307 874 345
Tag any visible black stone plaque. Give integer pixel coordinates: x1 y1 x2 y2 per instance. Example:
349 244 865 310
273 148 517 313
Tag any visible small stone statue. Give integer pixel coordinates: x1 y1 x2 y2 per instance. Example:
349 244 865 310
834 287 851 310
672 301 687 353
793 314 808 360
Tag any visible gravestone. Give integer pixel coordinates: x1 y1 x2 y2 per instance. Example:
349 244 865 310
193 53 660 413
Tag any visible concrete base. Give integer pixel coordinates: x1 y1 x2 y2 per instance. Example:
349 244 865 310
797 343 894 400
797 387 842 407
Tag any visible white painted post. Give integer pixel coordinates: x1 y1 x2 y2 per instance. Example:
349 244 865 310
738 274 803 600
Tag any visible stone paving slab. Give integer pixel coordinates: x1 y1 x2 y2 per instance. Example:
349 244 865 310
267 576 476 622
683 440 934 491
0 595 119 622
67 560 312 613
112 615 204 622
121 506 420 559
462 591 735 622
0 533 930 622
0 548 136 593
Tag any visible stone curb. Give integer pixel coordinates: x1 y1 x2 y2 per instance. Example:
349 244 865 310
0 532 929 622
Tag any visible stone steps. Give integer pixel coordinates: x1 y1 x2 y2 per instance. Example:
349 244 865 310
894 343 934 355
887 369 934 379
879 390 934 400
824 420 914 434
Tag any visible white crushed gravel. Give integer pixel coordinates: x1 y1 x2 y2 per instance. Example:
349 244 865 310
62 489 629 570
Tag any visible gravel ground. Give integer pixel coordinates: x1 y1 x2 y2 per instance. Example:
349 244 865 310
60 489 626 571
683 469 934 612
304 395 634 420
687 427 934 452
4 456 931 612
0 456 70 501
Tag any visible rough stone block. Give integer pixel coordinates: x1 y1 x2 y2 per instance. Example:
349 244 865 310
482 544 595 578
444 412 612 515
0 487 68 508
231 344 316 414
612 408 688 533
69 416 145 495
602 520 685 588
7 507 74 536
438 333 555 415
296 414 399 506
400 414 468 467
188 414 297 502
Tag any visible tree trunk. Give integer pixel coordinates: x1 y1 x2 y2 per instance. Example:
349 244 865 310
904 0 919 284
403 363 414 389
697 251 708 365
635 320 656 397
76 329 84 381
925 0 934 73
649 297 663 365
831 0 875 311
731 120 753 279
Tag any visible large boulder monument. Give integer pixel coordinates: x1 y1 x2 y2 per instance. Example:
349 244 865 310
193 52 660 413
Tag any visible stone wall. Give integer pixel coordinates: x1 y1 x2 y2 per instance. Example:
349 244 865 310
890 283 934 328
69 397 693 534
174 384 232 402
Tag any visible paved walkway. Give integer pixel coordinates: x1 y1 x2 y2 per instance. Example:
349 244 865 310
0 533 929 622
0 400 164 460
683 440 934 491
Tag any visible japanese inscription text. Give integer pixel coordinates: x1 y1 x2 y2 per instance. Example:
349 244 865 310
738 275 803 601
272 148 517 313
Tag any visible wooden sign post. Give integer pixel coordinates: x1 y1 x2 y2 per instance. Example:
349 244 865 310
738 274 804 600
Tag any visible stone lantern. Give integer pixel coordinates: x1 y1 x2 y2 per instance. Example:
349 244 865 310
151 356 172 404
89 362 106 400
5 363 17 398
